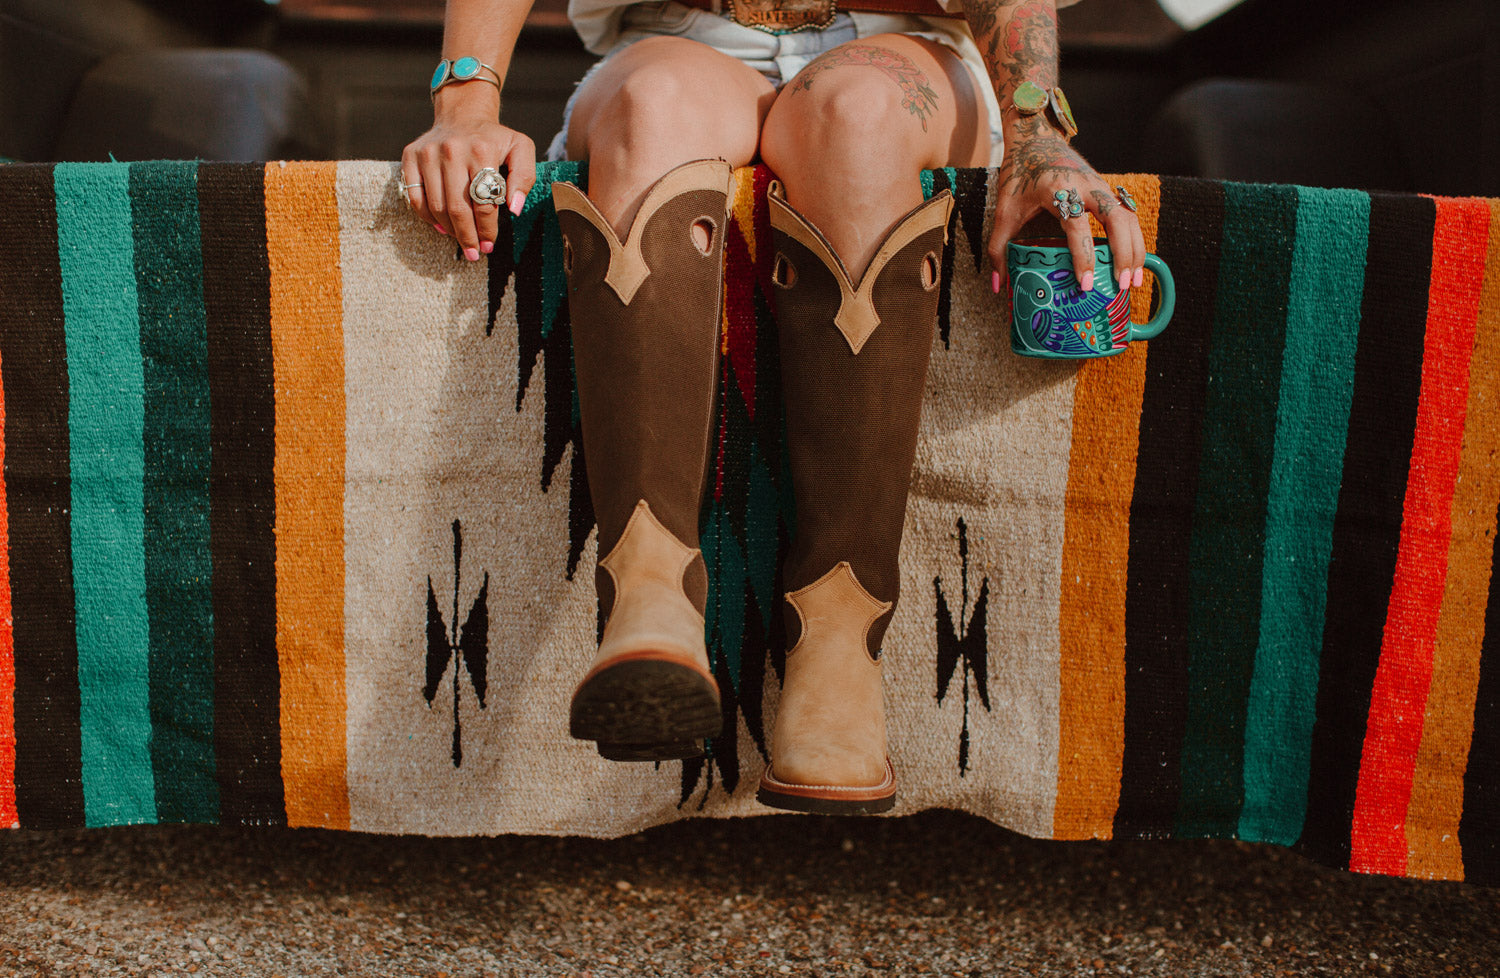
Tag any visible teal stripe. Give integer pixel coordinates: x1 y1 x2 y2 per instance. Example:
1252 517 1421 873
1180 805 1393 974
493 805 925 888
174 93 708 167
1238 188 1370 845
1177 182 1298 838
131 161 218 824
55 163 155 825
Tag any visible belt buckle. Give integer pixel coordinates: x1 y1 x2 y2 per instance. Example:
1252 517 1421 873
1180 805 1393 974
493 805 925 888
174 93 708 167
727 0 838 32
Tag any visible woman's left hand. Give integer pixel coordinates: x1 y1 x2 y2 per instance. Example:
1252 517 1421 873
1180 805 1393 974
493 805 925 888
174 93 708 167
986 116 1145 296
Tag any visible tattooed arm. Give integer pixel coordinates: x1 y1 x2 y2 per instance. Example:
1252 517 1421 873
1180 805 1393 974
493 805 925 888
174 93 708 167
959 0 1145 295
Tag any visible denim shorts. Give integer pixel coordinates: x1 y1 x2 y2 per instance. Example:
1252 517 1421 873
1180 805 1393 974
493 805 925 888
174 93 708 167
544 1 1005 164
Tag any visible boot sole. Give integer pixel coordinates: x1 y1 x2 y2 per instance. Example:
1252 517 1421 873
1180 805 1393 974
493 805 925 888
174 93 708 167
755 784 896 816
570 657 721 761
596 739 705 762
755 758 897 815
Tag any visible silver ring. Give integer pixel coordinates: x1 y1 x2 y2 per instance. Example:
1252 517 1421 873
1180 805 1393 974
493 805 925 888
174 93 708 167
1053 188 1085 222
400 182 423 193
468 167 506 208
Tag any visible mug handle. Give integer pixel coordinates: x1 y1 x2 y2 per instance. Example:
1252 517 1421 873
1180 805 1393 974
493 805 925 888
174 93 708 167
1129 253 1175 341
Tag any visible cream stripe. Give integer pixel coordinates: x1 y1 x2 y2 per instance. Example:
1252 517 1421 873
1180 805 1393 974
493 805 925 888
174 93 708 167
897 166 1074 835
340 164 688 835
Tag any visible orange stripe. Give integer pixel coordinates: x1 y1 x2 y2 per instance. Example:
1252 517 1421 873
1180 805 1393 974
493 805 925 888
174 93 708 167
0 347 14 829
1405 197 1500 880
264 162 349 830
1351 196 1490 875
1053 174 1159 839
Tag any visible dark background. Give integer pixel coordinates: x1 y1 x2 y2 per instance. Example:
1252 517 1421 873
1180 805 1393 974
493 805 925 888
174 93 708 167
2 0 1496 196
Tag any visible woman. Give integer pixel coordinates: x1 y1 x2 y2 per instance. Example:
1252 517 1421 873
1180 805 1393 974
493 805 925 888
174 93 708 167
402 0 1141 816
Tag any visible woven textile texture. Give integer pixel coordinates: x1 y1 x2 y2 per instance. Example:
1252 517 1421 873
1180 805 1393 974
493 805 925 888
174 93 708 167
0 161 1496 884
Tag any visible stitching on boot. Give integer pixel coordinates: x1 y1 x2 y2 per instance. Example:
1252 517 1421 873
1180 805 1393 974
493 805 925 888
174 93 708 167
599 499 705 627
550 160 731 305
762 757 895 793
768 184 954 355
783 561 892 665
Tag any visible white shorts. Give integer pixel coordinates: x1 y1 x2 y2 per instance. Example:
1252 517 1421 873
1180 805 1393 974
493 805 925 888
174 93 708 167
545 0 1005 166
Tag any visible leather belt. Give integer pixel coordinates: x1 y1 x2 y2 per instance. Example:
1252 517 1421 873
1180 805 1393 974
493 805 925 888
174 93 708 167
676 0 960 33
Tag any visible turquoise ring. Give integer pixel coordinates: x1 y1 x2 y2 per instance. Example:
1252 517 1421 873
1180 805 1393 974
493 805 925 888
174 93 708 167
1054 188 1085 221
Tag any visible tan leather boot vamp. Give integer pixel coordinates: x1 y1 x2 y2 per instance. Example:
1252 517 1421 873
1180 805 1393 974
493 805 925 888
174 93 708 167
567 499 721 761
758 562 897 814
577 500 713 687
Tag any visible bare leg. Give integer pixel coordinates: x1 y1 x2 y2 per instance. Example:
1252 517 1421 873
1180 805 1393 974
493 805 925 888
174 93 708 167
565 35 777 236
760 35 988 279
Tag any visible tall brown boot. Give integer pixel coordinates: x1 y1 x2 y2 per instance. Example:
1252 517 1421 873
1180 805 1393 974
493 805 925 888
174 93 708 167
551 159 732 761
756 180 953 813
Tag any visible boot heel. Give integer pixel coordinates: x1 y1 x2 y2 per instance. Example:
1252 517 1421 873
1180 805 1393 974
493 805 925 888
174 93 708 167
569 656 722 752
598 739 705 762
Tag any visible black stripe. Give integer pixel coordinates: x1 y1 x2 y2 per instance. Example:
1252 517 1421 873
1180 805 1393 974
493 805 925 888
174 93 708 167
198 163 284 825
1458 497 1500 885
1115 176 1222 839
1298 192 1434 869
0 164 85 827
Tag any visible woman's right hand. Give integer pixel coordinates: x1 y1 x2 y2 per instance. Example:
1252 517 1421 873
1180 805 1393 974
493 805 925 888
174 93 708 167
401 93 537 261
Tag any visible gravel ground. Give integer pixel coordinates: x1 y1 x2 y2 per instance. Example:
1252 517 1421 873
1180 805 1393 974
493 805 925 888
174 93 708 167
2 809 1497 977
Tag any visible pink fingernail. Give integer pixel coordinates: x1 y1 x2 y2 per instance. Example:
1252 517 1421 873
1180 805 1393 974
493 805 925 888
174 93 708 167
509 190 526 216
1133 267 1144 288
464 247 479 262
480 240 494 254
991 271 1001 294
1119 270 1132 291
433 223 448 235
1081 270 1094 292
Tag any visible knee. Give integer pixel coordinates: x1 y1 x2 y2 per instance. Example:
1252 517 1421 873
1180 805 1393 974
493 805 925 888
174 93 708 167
590 43 725 144
764 75 907 172
813 78 905 139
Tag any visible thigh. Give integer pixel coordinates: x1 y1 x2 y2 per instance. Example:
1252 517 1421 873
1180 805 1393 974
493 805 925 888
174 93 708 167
761 33 990 174
565 34 777 165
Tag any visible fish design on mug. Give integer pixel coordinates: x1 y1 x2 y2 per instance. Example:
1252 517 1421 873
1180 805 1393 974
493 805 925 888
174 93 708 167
1013 267 1132 355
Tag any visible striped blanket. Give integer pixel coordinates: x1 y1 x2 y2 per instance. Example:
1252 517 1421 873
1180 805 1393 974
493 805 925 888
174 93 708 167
0 161 1495 884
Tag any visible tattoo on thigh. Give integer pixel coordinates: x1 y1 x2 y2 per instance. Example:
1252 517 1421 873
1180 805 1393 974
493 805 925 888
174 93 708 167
789 45 940 132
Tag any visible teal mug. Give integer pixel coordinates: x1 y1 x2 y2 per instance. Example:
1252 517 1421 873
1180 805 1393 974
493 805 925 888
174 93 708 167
1007 239 1175 359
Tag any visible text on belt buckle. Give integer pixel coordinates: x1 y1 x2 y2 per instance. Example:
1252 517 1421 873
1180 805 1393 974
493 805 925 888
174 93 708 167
727 0 838 32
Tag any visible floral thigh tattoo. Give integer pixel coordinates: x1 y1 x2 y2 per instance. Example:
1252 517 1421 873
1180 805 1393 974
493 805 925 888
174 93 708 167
788 45 940 132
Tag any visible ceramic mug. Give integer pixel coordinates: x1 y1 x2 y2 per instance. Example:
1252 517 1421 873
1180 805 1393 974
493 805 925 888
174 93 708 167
1007 239 1175 359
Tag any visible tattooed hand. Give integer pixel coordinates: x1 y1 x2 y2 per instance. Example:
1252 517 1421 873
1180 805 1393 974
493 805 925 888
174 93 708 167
986 115 1145 296
960 0 1144 295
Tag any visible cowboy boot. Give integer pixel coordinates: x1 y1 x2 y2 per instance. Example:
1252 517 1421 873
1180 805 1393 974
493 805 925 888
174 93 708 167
757 180 953 813
552 159 732 761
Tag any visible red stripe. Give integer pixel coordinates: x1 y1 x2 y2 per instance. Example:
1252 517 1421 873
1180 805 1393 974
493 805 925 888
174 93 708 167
1107 288 1131 342
1350 196 1492 875
724 170 757 418
0 345 15 828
